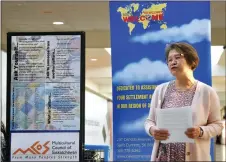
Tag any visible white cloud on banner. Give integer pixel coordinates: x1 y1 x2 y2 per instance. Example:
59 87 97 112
113 58 174 85
120 115 148 133
131 19 210 44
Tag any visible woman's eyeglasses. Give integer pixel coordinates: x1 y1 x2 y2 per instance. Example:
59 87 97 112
166 53 184 65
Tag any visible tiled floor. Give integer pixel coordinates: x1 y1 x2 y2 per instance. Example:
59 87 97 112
215 144 226 161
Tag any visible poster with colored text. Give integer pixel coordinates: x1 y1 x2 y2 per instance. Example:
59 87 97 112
7 32 85 162
10 35 81 131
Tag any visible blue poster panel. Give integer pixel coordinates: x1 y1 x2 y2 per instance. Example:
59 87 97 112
109 1 212 161
7 32 85 162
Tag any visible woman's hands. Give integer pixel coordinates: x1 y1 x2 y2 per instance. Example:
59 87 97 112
185 126 201 139
150 127 170 140
150 126 202 141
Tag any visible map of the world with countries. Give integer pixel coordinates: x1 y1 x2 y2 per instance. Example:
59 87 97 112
117 3 167 35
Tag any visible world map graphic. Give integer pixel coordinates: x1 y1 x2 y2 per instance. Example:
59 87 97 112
117 3 167 35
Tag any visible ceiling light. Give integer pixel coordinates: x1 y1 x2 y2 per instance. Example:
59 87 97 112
91 58 97 61
211 46 224 66
53 22 64 25
105 48 111 55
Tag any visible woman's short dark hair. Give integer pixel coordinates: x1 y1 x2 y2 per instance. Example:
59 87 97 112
165 42 199 70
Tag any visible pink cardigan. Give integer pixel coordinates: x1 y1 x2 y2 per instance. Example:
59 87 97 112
144 80 224 161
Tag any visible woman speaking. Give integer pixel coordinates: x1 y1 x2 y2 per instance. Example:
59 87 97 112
144 42 223 161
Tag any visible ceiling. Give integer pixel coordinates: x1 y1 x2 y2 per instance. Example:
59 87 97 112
1 1 225 106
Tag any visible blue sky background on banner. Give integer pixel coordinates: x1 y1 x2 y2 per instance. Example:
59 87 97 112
110 1 211 161
111 1 211 83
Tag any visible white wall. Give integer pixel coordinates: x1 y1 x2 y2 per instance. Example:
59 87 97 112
1 51 7 125
85 90 110 146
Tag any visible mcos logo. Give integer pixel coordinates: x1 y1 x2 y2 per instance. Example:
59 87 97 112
13 141 50 155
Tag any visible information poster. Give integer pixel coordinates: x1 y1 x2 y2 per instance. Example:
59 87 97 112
109 1 213 161
7 32 85 162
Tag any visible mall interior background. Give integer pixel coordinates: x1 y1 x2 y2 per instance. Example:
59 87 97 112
0 1 225 161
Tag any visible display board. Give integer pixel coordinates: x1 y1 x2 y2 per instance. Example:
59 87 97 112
109 1 213 161
6 32 85 162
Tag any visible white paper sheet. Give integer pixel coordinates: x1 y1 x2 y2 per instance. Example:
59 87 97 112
156 106 194 143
